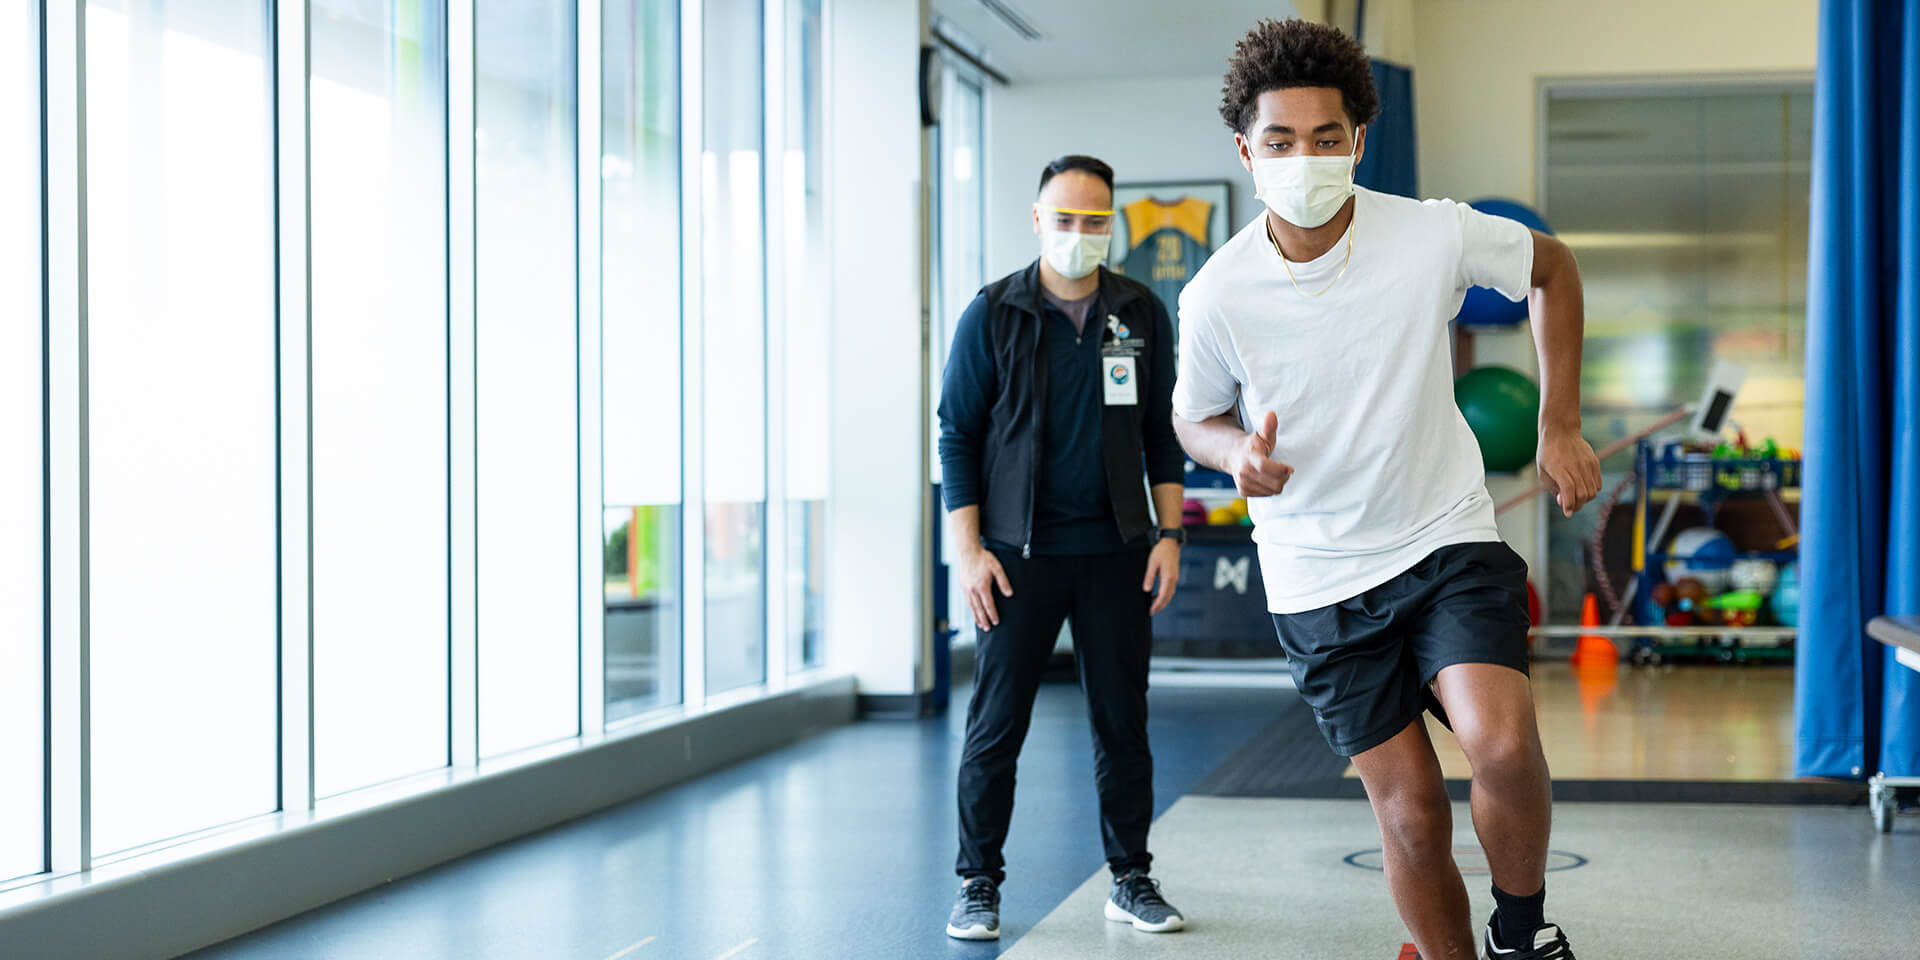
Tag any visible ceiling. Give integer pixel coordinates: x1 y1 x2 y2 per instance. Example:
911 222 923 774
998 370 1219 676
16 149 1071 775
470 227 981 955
931 0 1305 83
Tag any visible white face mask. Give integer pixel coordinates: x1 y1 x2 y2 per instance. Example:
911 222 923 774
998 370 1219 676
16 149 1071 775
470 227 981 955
1252 148 1358 229
1039 227 1110 279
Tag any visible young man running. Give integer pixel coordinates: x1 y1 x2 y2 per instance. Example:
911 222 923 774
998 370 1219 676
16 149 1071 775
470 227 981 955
1172 19 1600 960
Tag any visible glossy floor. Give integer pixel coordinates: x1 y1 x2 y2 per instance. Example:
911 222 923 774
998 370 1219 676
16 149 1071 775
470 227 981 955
1352 663 1798 782
186 663 1888 960
187 683 1284 960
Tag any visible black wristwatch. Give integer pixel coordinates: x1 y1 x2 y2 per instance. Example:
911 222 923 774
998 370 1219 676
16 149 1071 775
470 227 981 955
1156 527 1188 546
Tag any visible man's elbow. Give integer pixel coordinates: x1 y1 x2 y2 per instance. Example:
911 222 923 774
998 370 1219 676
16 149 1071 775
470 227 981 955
1170 413 1203 456
936 432 982 466
1531 230 1579 289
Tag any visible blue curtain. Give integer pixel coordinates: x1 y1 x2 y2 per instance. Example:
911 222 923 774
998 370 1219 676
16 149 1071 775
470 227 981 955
1797 0 1920 780
1355 59 1416 199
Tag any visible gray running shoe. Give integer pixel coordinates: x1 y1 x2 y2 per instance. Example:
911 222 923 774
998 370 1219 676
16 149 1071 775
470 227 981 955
946 877 1000 941
1104 872 1185 932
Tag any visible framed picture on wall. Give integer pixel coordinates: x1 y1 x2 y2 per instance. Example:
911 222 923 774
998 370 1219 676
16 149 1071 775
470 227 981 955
1107 180 1232 326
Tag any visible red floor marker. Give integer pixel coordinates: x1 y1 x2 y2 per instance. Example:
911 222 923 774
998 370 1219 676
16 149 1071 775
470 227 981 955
1396 945 1419 960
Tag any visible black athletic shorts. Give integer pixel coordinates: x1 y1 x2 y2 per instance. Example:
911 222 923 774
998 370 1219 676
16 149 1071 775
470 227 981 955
1269 540 1532 758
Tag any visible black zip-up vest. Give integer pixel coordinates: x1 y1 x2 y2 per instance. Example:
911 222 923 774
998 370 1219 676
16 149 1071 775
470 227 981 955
974 262 1162 556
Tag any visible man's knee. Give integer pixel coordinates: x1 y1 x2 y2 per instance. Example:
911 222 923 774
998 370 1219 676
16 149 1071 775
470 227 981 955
1086 702 1150 751
1375 792 1452 863
1456 722 1546 784
961 713 1035 767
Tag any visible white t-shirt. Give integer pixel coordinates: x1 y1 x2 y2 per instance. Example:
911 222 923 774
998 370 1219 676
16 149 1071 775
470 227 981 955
1174 186 1535 614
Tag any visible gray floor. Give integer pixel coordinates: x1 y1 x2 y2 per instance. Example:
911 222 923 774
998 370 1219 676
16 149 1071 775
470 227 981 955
1004 797 1920 960
170 675 1920 960
184 683 1288 960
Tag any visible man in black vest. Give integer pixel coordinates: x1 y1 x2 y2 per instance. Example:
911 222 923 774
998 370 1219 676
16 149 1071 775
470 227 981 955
937 155 1189 941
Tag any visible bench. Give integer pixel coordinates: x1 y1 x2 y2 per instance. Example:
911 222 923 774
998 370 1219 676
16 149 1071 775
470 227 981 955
1868 614 1920 669
1866 615 1920 832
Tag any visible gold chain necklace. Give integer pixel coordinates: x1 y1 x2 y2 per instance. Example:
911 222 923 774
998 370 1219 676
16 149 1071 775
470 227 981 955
1269 213 1355 298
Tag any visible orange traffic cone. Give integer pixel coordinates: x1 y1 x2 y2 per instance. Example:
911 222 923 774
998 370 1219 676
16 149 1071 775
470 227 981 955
1570 593 1617 667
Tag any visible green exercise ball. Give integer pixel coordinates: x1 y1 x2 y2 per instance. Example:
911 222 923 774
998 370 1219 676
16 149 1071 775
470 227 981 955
1454 365 1540 473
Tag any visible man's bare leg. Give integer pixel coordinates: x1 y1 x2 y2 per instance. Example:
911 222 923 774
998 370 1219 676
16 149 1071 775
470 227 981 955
1432 663 1552 944
1350 721 1476 959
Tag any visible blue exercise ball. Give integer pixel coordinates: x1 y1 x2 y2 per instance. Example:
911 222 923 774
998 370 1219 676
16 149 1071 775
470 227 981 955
1455 199 1553 328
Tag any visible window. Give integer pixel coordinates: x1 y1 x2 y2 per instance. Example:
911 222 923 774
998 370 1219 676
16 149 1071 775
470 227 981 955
83 0 278 855
602 0 683 721
933 65 985 640
700 0 767 696
309 0 451 796
937 71 985 355
932 67 984 479
1 0 45 882
1545 86 1811 450
475 0 580 757
7 0 861 907
778 0 826 672
1541 82 1812 620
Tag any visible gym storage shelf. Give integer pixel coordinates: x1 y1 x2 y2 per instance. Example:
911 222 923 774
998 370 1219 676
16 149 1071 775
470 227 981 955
1623 440 1804 665
1645 446 1801 495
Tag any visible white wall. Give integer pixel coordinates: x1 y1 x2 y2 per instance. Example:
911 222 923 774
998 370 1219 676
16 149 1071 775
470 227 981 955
985 74 1263 280
825 0 933 699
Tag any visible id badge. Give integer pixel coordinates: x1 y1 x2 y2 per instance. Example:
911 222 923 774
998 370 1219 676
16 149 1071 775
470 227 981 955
1102 356 1138 406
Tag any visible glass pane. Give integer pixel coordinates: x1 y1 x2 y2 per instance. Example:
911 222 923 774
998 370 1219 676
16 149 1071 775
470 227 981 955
84 0 278 854
781 0 826 672
704 502 764 694
602 0 683 721
1541 86 1811 621
701 0 766 696
785 502 825 670
938 75 985 353
934 74 984 637
311 0 450 796
932 72 983 476
1 0 44 882
603 507 681 720
476 0 578 758
1546 90 1811 454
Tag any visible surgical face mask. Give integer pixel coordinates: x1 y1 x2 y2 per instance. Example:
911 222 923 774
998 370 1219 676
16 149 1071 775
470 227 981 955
1039 227 1110 279
1252 149 1358 229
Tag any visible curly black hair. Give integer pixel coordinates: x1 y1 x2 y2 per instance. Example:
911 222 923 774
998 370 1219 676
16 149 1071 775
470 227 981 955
1219 18 1379 135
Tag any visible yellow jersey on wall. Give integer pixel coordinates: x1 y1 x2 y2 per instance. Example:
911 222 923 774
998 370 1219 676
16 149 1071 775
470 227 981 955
1115 196 1214 327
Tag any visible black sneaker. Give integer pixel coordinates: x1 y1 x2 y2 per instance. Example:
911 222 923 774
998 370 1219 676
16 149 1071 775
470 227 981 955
1484 920 1575 959
946 877 1000 941
1104 872 1185 932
